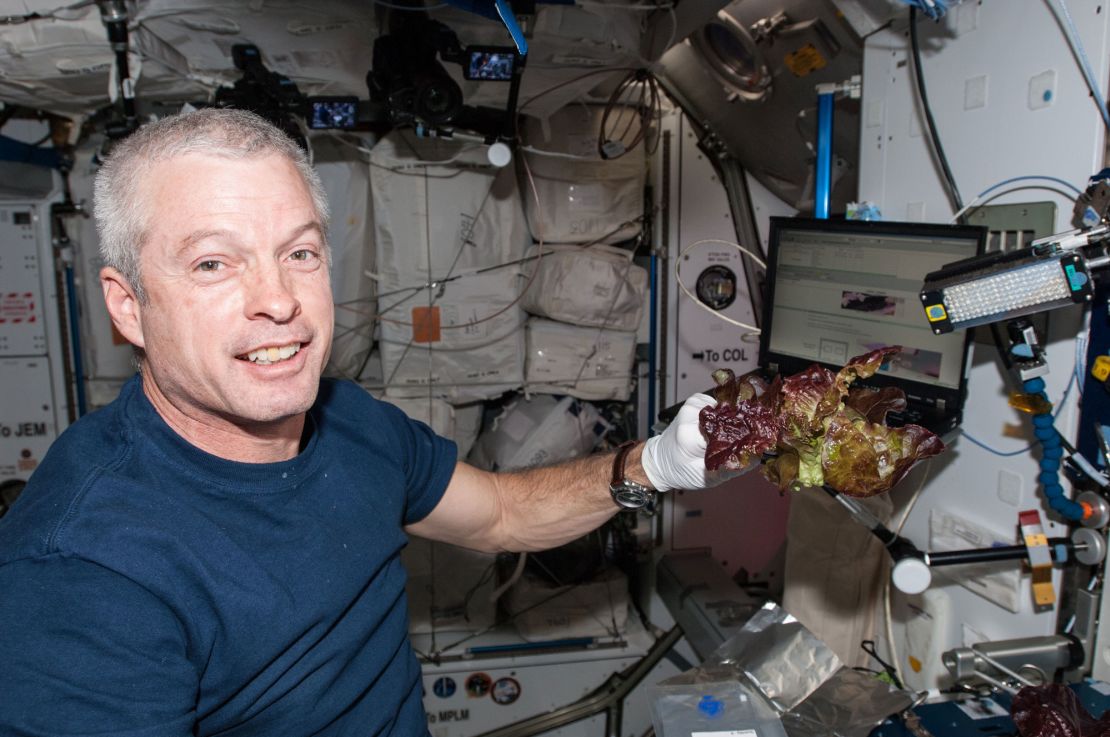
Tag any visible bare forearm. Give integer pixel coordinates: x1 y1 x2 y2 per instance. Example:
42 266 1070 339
491 443 649 552
410 392 719 554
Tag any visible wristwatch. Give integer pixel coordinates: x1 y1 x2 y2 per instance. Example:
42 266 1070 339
609 440 657 510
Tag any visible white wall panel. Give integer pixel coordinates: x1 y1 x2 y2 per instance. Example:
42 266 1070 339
859 0 1109 687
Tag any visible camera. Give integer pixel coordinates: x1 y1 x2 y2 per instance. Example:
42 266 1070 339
368 17 467 126
214 44 309 146
367 13 522 136
463 47 517 81
307 97 360 130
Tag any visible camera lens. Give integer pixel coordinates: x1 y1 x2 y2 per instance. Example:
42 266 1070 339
416 78 462 125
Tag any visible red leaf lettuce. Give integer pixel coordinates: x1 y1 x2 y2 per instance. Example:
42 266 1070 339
700 346 945 497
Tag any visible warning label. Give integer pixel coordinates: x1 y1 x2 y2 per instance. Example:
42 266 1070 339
0 292 37 325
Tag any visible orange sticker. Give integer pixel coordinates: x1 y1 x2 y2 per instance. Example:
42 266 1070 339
412 306 442 343
784 44 827 77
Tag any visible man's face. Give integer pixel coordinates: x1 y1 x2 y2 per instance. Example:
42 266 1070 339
122 152 333 430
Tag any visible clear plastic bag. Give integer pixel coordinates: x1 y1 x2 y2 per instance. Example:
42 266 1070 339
650 680 789 737
651 603 914 737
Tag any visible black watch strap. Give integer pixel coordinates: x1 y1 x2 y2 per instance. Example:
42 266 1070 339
610 440 638 487
610 441 656 510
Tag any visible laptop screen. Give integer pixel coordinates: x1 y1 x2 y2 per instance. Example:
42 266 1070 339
760 217 986 424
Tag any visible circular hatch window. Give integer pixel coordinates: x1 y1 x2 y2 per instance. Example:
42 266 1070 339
690 12 772 103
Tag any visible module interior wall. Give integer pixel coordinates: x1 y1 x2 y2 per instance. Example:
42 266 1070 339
859 0 1109 685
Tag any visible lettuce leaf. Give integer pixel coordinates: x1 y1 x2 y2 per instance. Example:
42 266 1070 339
778 364 840 443
700 346 945 497
702 369 780 470
819 410 945 497
844 386 907 424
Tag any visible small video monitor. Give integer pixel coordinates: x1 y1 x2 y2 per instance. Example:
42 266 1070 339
464 47 516 81
307 97 359 129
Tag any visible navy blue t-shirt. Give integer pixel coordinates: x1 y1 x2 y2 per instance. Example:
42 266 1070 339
0 376 457 736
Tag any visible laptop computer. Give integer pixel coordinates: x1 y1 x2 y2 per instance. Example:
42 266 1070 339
757 217 986 435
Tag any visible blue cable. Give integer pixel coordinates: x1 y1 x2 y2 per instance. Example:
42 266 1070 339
975 174 1084 199
960 433 1032 457
961 370 1075 456
1024 376 1084 521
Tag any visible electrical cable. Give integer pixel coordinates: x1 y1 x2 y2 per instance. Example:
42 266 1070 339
908 7 964 216
1045 0 1110 132
950 175 1085 223
0 0 95 23
488 552 528 603
597 69 663 159
960 369 1076 457
516 67 640 141
881 459 933 694
674 239 765 334
325 131 482 178
951 186 1083 225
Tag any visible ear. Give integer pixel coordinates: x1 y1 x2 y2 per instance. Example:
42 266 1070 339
100 267 145 349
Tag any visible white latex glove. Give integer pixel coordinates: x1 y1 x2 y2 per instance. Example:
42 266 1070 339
641 393 753 491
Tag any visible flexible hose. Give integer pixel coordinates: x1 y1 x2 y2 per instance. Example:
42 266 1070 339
1024 377 1084 521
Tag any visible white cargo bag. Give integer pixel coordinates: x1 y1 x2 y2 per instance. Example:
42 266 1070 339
525 318 637 401
315 135 375 380
521 105 646 245
377 270 525 402
468 394 610 472
370 130 529 400
522 244 646 332
370 129 528 277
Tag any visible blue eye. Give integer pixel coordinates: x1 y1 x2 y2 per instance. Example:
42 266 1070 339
197 260 222 272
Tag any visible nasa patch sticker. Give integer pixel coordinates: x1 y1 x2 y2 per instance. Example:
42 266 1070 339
465 672 492 698
491 677 521 706
432 677 456 698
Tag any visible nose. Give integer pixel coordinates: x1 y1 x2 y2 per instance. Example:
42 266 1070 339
244 261 301 323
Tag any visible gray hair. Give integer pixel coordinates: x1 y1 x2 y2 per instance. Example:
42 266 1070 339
93 108 330 303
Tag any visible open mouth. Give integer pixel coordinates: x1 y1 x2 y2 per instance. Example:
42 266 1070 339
237 342 303 366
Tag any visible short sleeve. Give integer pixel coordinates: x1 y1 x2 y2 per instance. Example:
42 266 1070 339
0 556 198 737
379 403 458 525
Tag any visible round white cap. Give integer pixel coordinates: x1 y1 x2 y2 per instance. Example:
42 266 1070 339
488 142 512 168
891 558 932 595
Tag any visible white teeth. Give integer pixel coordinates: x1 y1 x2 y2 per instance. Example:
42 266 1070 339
244 343 301 365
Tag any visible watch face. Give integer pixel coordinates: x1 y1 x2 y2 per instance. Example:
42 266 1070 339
611 482 654 509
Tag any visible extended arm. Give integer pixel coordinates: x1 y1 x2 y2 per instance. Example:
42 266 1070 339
406 393 736 552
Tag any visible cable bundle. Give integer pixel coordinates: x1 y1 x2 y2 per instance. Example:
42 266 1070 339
597 68 662 160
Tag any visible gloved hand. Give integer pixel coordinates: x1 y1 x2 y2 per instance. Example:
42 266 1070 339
641 393 753 491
